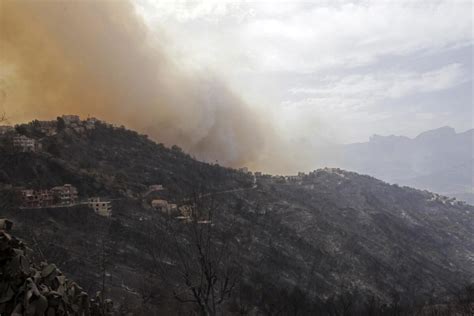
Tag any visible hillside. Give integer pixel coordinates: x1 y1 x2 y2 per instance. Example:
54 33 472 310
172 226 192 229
0 118 473 315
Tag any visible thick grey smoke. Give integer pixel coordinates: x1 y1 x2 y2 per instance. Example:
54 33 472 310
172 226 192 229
0 0 274 168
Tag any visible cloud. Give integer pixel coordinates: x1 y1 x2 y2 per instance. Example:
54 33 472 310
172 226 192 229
137 0 472 74
280 63 469 141
133 0 472 169
241 1 472 73
135 0 472 146
289 63 468 107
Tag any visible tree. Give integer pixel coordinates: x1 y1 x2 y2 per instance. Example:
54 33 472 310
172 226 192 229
171 145 182 153
15 124 27 135
56 116 66 131
453 282 474 315
149 195 241 316
363 295 382 316
92 219 115 316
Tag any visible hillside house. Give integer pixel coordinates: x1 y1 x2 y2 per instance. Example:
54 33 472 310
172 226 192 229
256 172 273 179
169 203 177 212
286 175 303 184
61 115 80 125
72 125 86 134
151 199 177 215
144 184 165 197
20 189 54 208
0 126 14 135
37 121 57 136
13 135 41 152
151 199 168 209
239 167 249 173
88 197 112 217
149 184 164 191
197 220 212 225
178 205 192 218
50 184 78 205
84 118 98 130
84 122 95 130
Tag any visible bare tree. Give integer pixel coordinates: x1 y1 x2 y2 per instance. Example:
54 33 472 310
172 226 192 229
90 219 115 316
452 282 474 315
149 195 242 316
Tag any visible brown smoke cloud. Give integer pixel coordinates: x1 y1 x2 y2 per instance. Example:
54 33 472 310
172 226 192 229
0 0 274 168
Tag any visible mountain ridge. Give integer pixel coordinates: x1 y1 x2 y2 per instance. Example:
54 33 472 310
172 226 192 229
333 126 473 204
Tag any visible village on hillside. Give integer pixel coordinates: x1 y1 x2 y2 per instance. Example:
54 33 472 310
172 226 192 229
0 115 308 219
1 115 464 224
0 115 116 217
0 115 235 222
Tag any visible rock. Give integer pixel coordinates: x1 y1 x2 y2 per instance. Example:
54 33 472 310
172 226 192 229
0 220 115 315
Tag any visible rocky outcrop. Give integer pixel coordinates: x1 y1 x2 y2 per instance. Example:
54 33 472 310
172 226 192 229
0 219 113 316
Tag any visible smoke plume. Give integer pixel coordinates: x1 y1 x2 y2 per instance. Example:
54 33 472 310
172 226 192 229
0 0 272 168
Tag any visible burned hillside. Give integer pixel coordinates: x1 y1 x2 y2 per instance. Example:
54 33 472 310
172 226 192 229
0 118 473 315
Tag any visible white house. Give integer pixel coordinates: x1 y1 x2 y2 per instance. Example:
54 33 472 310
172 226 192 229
50 184 79 205
0 126 14 135
61 115 80 124
12 135 41 152
88 197 112 217
151 199 177 215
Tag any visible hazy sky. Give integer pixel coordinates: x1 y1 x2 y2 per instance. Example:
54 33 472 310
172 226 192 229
134 0 473 144
1 0 471 173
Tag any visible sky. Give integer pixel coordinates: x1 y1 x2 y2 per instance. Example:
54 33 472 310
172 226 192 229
0 0 472 174
134 0 473 144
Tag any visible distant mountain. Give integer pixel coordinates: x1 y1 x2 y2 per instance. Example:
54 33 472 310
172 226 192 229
335 127 473 204
0 119 473 314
